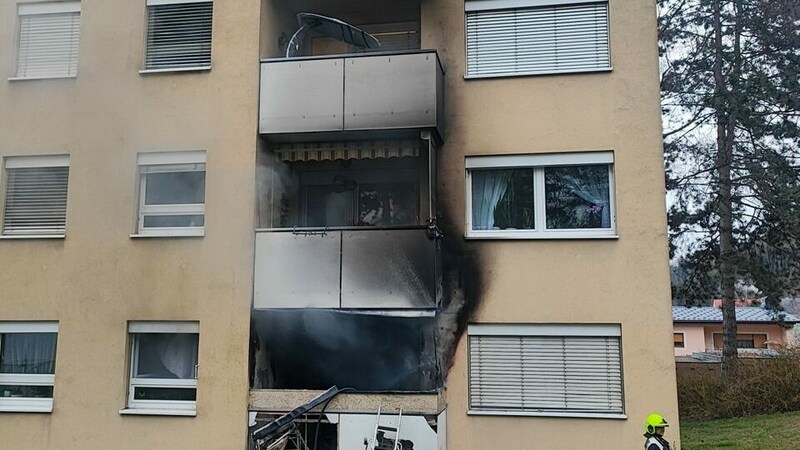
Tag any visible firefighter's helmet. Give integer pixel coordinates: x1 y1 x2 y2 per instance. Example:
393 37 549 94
645 413 669 434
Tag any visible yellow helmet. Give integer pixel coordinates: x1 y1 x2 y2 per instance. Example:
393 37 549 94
645 413 669 434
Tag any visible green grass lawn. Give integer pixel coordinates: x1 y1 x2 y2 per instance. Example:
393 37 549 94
680 411 800 450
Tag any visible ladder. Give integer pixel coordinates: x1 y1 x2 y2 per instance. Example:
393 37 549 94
367 406 404 450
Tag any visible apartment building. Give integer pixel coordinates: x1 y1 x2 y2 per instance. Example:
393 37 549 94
0 0 678 449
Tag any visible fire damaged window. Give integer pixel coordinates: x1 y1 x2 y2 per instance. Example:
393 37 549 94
136 151 206 237
0 322 58 413
262 149 424 229
465 152 616 238
124 322 198 415
251 310 438 391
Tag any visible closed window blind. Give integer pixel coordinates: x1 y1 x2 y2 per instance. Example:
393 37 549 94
145 0 213 70
469 333 623 414
16 3 81 79
466 1 610 77
3 159 69 236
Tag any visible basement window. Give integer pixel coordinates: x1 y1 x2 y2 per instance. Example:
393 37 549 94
135 151 206 237
0 322 59 413
465 152 616 239
123 322 199 416
468 323 625 418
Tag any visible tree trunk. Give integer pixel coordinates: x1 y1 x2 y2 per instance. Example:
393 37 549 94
713 0 738 378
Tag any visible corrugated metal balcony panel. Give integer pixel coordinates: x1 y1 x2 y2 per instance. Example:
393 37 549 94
259 51 444 139
253 231 340 308
341 229 436 308
258 58 344 134
253 229 437 309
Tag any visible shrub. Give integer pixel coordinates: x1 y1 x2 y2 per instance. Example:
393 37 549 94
677 350 800 421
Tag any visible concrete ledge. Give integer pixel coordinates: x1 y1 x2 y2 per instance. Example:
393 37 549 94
249 389 444 415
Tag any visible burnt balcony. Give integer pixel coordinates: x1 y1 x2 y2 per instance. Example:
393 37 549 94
259 50 444 142
253 227 438 309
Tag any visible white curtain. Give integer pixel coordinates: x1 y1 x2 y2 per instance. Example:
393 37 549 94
137 333 197 379
158 334 197 379
559 170 611 228
472 170 512 230
0 333 57 374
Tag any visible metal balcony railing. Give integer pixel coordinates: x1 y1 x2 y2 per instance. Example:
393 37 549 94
253 227 438 309
259 50 444 141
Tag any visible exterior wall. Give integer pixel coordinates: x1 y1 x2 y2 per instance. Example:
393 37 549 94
674 324 706 356
0 0 260 448
422 0 680 448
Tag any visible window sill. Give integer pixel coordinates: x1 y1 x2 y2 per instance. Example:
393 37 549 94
119 408 196 417
139 66 211 75
468 410 626 420
464 231 618 240
130 230 204 238
0 400 53 413
8 75 77 82
0 234 65 240
464 67 612 80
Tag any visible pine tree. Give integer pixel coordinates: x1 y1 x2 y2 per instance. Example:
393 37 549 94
659 0 800 376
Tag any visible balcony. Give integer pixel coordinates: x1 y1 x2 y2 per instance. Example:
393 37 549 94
259 50 444 142
253 227 438 309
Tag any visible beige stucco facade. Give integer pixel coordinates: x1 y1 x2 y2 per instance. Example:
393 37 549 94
1 0 678 449
0 0 260 448
424 0 680 448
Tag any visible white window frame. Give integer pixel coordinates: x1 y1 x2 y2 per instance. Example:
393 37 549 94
140 0 213 74
0 322 59 413
465 151 617 239
122 321 199 416
134 151 206 238
464 0 612 79
467 323 625 419
1 154 70 239
11 1 81 81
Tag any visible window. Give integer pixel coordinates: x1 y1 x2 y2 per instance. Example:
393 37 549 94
136 151 206 237
124 322 198 415
465 0 610 78
713 333 767 350
468 324 624 417
673 333 685 348
2 155 70 237
0 322 58 413
144 0 213 71
13 2 80 79
465 152 615 238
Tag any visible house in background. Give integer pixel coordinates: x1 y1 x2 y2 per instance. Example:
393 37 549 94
673 306 800 357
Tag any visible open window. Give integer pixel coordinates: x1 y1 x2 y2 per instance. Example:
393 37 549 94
259 139 435 230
